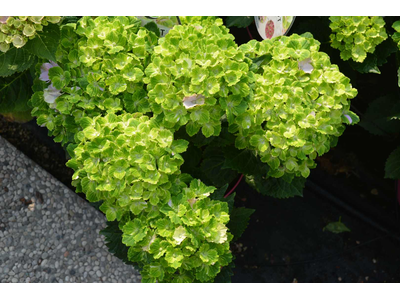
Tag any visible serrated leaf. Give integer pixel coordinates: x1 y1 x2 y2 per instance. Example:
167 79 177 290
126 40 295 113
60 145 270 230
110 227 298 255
214 261 235 283
122 219 148 246
144 21 160 38
251 54 272 70
99 221 138 267
323 217 351 233
0 47 36 77
24 23 60 62
200 146 238 187
358 94 400 136
374 38 398 67
228 207 255 242
0 70 33 114
222 147 269 177
246 174 306 199
349 55 380 74
385 146 400 179
225 16 254 28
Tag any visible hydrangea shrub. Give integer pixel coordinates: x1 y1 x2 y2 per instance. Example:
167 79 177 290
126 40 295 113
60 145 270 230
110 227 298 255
28 16 362 283
0 16 61 52
238 33 359 179
144 21 253 138
329 16 388 63
30 16 158 145
66 112 233 282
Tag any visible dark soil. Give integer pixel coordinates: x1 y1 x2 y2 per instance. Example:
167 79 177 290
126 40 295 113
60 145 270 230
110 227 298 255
0 115 74 189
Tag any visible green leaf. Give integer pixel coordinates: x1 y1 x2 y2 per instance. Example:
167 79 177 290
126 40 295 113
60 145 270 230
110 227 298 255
165 246 184 268
200 146 238 187
246 175 306 199
251 54 272 70
99 201 122 222
225 16 254 28
122 219 148 246
214 261 235 283
25 23 60 62
323 217 351 233
222 147 269 177
0 70 33 114
210 184 234 213
358 94 400 136
198 244 218 264
99 221 138 267
385 146 400 179
374 38 398 67
196 263 220 282
228 207 255 242
0 47 36 77
144 22 160 37
393 20 400 32
349 55 380 74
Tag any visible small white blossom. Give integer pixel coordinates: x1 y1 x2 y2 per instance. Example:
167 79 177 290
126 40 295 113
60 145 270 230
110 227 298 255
44 83 62 104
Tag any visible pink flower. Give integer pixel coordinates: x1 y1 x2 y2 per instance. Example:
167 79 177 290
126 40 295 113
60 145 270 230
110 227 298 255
39 61 59 82
0 17 9 24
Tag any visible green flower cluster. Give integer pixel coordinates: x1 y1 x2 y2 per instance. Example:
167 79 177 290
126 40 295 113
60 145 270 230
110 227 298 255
30 16 158 145
0 16 61 52
237 34 359 178
392 20 400 48
180 16 223 27
124 178 232 283
66 112 233 282
29 17 361 282
144 22 253 137
66 112 187 208
329 16 388 63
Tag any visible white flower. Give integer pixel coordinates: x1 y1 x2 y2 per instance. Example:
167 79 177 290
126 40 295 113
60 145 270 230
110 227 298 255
44 83 62 104
298 58 313 73
39 61 59 82
182 94 205 109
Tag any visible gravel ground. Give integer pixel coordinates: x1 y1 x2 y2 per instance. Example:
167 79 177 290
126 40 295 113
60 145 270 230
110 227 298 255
0 136 141 283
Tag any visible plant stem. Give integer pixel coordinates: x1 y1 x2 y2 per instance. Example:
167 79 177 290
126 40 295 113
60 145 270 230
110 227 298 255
246 26 253 40
224 174 244 198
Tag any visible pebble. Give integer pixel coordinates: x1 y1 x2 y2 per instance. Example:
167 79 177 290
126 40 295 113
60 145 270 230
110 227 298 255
0 137 140 283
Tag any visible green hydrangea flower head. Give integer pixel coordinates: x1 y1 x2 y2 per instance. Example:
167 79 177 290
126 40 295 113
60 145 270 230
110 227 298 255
329 16 388 62
0 16 62 52
237 33 359 179
66 112 188 208
66 111 233 282
122 177 233 283
144 22 254 138
180 16 223 27
30 16 159 145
